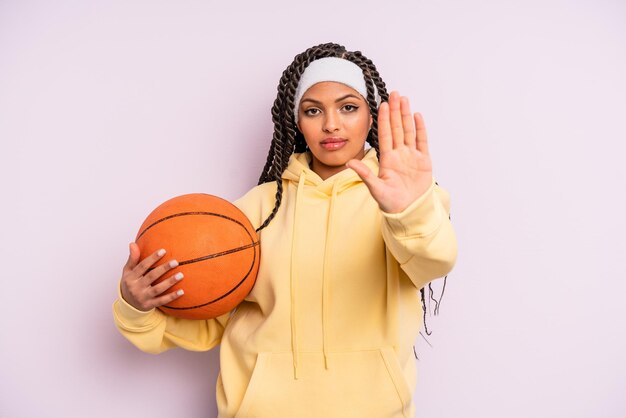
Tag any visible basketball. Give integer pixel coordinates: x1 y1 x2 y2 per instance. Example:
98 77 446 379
135 193 260 320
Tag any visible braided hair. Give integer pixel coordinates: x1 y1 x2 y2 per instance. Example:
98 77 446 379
256 42 447 355
256 42 389 231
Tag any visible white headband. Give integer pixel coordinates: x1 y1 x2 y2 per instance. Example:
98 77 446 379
293 57 381 124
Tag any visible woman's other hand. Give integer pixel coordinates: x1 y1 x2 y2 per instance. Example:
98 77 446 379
119 243 184 312
346 90 433 213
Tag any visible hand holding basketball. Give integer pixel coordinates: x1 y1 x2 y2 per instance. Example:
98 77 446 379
130 193 259 320
120 243 184 312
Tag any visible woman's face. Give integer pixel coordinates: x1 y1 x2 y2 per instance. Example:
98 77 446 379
296 81 373 180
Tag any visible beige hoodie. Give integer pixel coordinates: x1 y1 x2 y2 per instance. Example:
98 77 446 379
113 148 457 418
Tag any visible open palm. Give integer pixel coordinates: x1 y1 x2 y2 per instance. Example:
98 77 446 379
347 91 433 213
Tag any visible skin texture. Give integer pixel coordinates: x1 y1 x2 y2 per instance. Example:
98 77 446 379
120 243 184 311
347 90 433 214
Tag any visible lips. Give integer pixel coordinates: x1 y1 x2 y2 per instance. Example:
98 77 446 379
321 137 347 144
320 137 348 150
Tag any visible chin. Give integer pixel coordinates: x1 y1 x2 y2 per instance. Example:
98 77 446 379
315 151 354 166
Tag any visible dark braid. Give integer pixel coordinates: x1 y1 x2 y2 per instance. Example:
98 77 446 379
255 42 446 352
256 43 389 231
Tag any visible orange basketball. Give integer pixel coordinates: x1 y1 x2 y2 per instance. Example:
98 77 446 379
135 193 260 320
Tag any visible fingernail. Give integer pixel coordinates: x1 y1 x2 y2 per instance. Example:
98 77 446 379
157 249 166 257
169 260 179 268
175 272 184 281
176 289 184 296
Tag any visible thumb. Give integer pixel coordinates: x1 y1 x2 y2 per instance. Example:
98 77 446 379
125 242 141 271
346 159 382 196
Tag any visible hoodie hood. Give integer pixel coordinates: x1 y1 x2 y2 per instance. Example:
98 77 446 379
281 147 379 194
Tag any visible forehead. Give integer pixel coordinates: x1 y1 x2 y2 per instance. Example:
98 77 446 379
302 81 364 100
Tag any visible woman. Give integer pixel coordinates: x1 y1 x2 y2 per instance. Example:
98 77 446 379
114 42 457 418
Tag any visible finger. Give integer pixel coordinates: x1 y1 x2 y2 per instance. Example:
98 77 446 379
152 288 185 309
414 112 430 155
346 159 384 198
143 258 179 285
123 242 141 272
389 91 404 148
149 272 184 298
133 248 167 277
377 101 391 154
401 97 416 148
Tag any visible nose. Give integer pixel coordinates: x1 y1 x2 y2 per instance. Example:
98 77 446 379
322 111 340 133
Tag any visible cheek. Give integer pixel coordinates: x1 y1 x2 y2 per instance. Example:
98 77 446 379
347 113 372 136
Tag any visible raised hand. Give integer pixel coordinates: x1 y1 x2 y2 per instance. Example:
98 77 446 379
346 90 433 213
120 243 185 312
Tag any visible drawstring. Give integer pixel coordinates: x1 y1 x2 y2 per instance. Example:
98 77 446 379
322 182 339 369
283 151 377 379
290 173 306 379
290 171 340 377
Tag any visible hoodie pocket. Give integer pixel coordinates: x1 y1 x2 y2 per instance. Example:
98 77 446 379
235 348 412 418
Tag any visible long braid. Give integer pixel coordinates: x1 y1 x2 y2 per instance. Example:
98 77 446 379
256 43 347 231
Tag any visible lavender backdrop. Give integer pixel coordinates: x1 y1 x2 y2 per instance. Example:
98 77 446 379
1 0 624 417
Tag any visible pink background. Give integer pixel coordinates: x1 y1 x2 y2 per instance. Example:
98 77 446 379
1 0 625 417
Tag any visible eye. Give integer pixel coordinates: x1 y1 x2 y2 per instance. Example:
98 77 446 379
342 104 359 112
304 108 321 116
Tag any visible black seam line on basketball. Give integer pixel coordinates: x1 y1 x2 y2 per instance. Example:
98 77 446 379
163 239 259 310
145 241 260 274
178 241 259 265
137 211 252 241
144 208 260 311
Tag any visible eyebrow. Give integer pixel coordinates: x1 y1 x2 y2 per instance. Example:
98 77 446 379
300 94 362 106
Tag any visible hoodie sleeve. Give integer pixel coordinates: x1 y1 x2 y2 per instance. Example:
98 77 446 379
112 284 229 354
380 178 458 290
